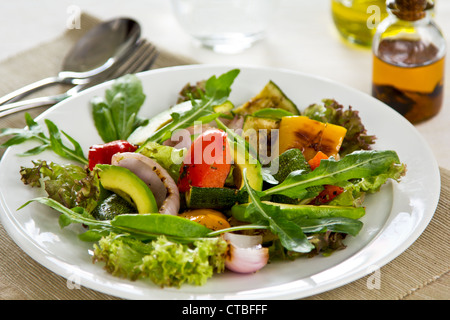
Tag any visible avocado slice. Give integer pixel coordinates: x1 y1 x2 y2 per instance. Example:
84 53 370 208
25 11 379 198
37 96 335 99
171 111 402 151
96 164 158 214
231 201 365 222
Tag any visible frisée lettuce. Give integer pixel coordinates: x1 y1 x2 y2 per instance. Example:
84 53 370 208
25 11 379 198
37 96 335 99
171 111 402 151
93 234 228 288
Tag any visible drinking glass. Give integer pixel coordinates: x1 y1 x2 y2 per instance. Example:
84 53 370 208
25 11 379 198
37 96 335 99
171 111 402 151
171 0 278 54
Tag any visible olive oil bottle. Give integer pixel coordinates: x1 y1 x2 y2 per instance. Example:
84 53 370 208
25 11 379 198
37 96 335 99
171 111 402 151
331 0 388 47
372 0 445 123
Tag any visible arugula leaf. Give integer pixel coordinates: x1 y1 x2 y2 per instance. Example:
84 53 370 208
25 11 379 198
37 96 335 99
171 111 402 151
19 197 108 229
290 217 363 237
242 169 314 253
252 108 294 119
91 74 148 142
19 197 228 288
263 150 406 199
141 69 240 145
110 214 212 239
215 117 259 163
19 197 214 242
0 113 88 165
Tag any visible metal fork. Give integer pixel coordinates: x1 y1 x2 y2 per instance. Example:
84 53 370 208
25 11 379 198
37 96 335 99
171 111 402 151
0 39 159 118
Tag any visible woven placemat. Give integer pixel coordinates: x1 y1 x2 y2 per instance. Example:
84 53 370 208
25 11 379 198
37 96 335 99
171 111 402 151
0 13 448 300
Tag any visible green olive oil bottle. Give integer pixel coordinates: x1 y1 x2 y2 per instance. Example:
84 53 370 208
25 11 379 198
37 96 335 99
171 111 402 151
331 0 388 47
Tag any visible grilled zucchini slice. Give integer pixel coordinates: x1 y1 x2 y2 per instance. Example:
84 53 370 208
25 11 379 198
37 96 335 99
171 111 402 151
233 81 300 115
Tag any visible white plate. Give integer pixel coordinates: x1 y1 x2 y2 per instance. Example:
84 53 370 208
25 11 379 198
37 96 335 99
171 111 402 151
0 65 440 300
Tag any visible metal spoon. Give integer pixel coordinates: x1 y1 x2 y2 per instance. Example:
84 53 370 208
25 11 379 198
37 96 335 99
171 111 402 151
0 17 141 105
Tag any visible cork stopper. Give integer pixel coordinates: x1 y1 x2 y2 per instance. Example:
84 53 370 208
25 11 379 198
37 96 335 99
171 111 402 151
389 0 428 21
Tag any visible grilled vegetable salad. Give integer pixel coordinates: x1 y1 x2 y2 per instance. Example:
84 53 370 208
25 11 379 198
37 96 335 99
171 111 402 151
1 70 407 288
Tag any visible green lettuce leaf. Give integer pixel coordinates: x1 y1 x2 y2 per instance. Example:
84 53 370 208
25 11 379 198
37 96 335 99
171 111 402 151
137 141 186 181
20 160 100 213
92 233 228 287
329 160 407 207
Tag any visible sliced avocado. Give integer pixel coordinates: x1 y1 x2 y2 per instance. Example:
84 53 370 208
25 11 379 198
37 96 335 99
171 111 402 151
233 81 300 115
96 164 158 214
231 201 365 222
231 142 263 192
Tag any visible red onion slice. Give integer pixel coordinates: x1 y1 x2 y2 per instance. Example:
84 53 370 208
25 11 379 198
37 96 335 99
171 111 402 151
111 152 180 215
223 233 269 274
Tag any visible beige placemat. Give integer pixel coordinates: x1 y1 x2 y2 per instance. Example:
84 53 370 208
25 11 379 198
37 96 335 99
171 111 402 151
0 13 449 300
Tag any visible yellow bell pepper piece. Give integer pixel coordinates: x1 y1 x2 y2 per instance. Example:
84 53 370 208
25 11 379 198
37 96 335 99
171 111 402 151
278 116 347 161
179 209 231 231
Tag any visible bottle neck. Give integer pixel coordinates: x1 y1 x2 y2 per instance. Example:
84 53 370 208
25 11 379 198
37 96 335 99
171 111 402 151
386 0 431 21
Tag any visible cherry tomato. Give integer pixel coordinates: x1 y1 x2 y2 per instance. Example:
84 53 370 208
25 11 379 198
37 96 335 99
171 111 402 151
177 128 231 192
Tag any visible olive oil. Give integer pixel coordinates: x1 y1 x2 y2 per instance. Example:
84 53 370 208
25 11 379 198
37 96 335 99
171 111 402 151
331 0 388 47
371 0 446 123
372 40 444 123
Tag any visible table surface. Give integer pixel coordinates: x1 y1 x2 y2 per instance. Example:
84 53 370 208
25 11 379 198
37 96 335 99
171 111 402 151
0 0 449 301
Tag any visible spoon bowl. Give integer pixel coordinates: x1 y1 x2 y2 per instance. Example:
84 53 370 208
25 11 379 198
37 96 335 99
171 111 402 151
61 17 141 79
0 17 141 105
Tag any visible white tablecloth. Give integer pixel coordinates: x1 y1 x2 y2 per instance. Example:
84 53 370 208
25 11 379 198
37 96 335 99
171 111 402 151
1 0 449 170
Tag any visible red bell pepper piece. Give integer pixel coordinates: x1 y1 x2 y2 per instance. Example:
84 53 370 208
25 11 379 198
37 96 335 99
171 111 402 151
308 151 344 204
311 185 344 205
177 128 232 192
88 140 138 171
308 151 329 170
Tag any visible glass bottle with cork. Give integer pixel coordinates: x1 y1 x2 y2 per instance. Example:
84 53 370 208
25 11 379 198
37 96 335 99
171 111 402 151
372 0 445 123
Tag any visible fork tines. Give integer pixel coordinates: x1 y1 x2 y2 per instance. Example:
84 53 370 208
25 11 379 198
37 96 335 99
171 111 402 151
109 39 159 79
